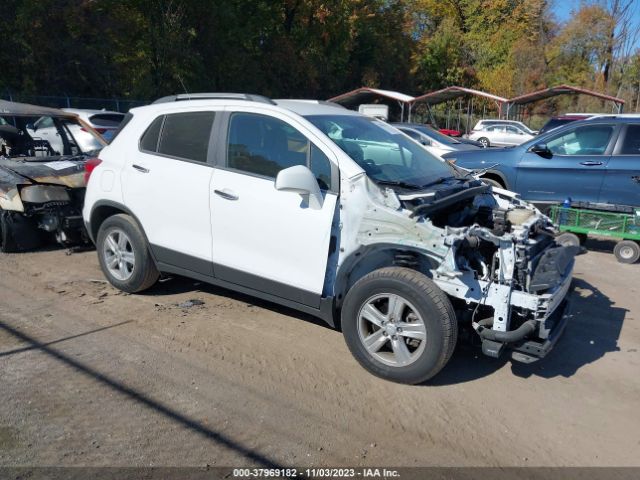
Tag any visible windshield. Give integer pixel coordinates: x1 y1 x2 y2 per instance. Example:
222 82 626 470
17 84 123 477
306 115 458 187
0 114 103 159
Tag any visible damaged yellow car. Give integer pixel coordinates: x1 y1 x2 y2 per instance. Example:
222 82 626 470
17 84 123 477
0 100 105 252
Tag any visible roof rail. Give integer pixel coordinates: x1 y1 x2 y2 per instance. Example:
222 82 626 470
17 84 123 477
152 93 276 105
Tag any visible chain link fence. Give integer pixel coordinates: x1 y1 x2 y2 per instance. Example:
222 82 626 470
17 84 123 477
1 91 147 113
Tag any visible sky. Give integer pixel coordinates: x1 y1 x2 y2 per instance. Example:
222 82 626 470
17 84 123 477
552 0 640 50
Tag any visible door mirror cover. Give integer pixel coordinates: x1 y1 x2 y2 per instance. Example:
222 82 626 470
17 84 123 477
275 165 323 209
531 143 552 158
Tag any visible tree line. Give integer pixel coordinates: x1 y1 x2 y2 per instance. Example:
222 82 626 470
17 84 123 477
1 0 639 112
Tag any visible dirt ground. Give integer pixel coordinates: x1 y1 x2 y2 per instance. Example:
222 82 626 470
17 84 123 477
0 239 639 468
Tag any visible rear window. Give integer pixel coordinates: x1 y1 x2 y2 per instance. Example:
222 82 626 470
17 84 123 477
89 113 125 127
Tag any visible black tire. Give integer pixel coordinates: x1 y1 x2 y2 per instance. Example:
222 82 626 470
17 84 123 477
613 240 640 264
96 214 159 292
555 232 583 248
341 267 457 384
0 209 19 253
481 177 504 189
0 209 44 253
478 137 490 148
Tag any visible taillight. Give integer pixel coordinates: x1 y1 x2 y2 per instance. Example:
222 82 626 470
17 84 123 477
84 157 102 183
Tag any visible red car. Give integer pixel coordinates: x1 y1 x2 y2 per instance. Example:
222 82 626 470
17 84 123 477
438 128 462 137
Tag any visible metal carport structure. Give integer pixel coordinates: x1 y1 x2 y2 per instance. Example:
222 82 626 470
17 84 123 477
505 84 625 119
411 86 509 133
328 87 415 121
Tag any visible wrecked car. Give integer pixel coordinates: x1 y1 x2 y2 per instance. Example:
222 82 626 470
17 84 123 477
0 100 105 252
83 94 575 384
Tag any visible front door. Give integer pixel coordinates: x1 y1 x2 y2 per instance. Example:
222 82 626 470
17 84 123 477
515 123 617 204
210 108 338 307
121 110 219 273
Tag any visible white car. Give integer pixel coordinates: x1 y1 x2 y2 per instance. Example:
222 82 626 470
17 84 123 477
83 93 575 384
468 123 535 147
63 108 125 143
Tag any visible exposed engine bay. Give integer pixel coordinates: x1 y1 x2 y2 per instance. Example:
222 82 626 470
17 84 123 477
346 176 576 363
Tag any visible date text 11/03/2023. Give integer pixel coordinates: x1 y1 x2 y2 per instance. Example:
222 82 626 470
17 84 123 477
232 468 401 478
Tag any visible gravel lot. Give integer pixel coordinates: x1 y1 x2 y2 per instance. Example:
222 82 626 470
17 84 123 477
1 240 639 468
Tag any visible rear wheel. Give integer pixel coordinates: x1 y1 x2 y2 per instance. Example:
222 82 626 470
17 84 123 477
613 240 640 264
478 137 490 148
341 267 457 384
96 214 159 292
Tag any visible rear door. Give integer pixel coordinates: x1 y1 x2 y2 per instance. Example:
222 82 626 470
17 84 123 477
121 110 219 272
515 123 618 203
599 123 640 206
209 108 338 306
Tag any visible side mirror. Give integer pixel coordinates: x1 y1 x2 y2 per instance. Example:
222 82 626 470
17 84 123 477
275 165 323 209
421 138 432 146
27 122 36 131
530 143 552 158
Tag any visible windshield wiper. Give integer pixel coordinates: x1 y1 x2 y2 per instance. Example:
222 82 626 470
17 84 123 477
375 180 423 190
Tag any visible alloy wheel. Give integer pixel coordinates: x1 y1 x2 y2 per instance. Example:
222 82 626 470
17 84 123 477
102 228 135 281
357 293 427 367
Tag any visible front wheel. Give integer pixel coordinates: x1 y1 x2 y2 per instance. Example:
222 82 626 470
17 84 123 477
477 137 490 148
96 214 159 292
341 267 457 384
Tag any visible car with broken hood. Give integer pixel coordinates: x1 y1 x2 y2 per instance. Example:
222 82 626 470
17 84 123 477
83 93 576 384
0 100 105 252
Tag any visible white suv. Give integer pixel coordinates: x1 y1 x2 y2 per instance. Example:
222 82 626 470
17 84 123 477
83 93 575 384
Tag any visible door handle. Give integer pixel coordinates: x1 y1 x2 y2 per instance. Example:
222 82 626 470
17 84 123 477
214 189 239 200
132 164 150 173
579 161 603 166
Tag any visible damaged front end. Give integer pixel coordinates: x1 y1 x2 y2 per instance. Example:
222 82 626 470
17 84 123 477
0 159 89 251
352 177 576 363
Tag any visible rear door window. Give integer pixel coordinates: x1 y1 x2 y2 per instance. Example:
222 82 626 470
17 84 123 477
619 124 640 155
140 112 215 163
157 112 215 163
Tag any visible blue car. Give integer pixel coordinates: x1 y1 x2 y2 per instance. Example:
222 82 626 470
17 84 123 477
442 116 640 208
